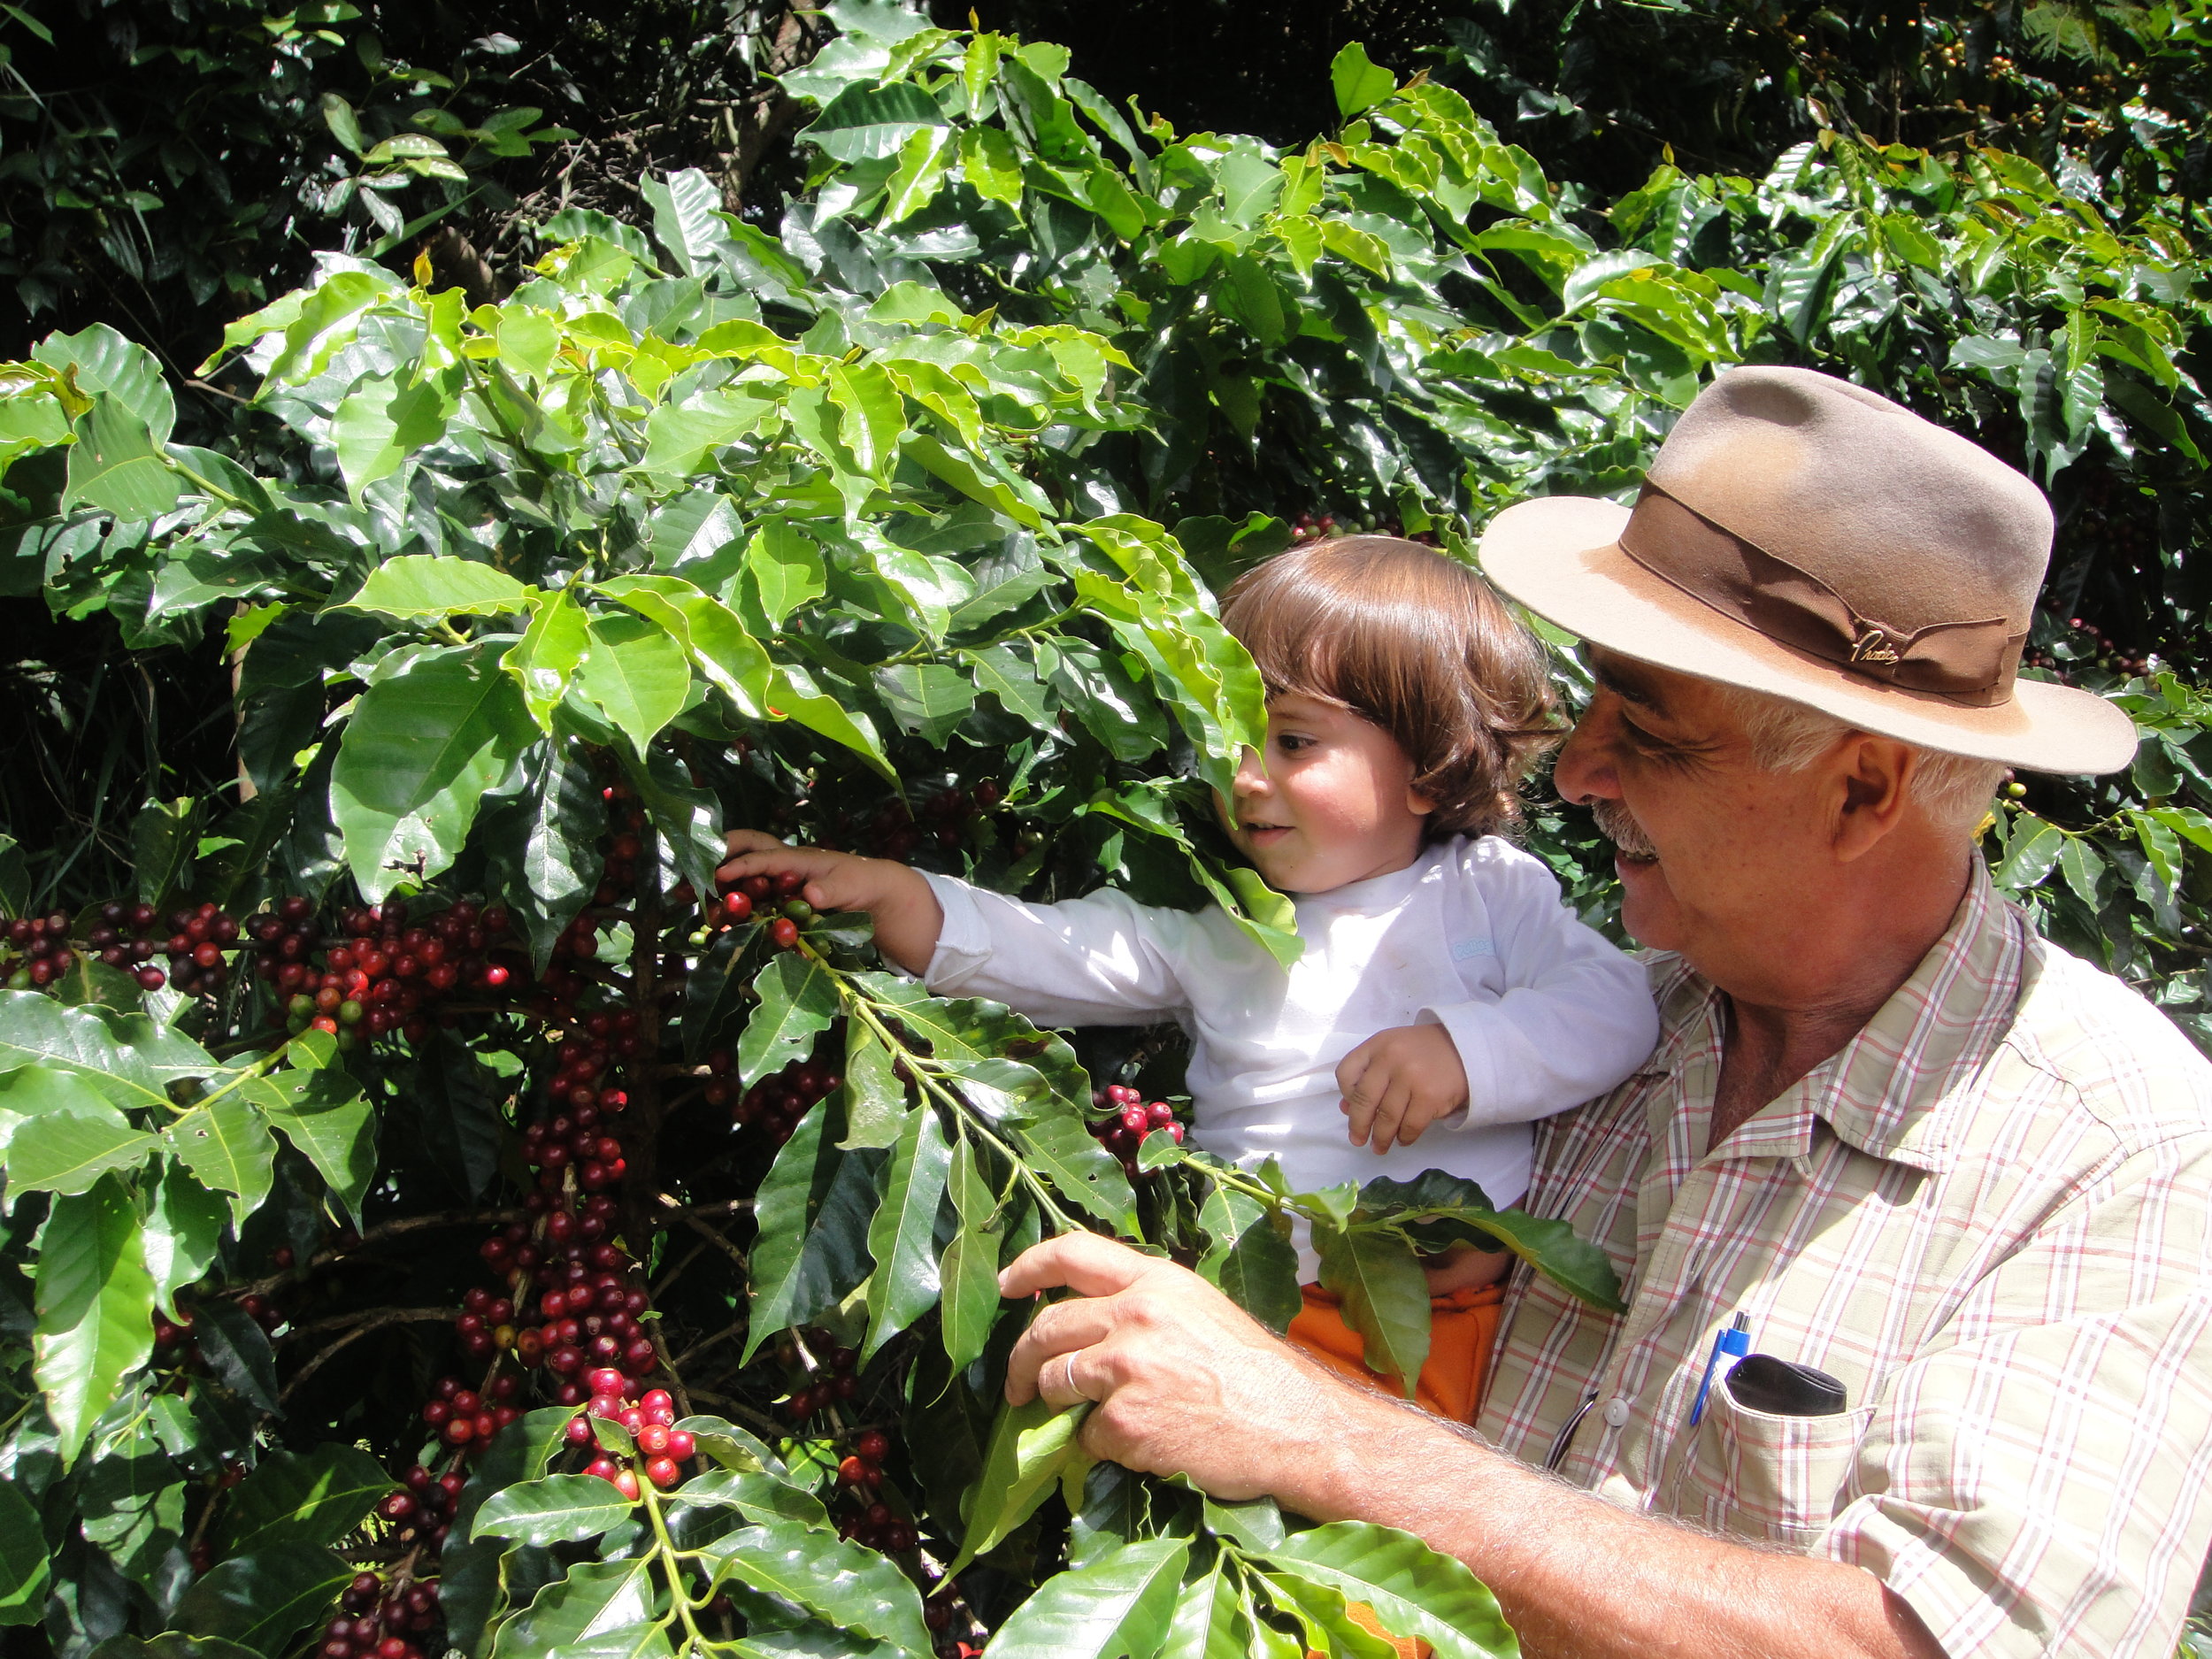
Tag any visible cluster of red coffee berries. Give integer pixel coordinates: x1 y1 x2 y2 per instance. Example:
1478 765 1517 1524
1088 1083 1185 1179
418 1371 523 1455
1288 510 1340 544
779 1332 859 1422
560 1378 694 1496
806 779 1000 862
4 902 180 991
317 1568 442 1659
267 896 517 1045
706 1038 841 1148
718 868 814 952
831 1428 921 1553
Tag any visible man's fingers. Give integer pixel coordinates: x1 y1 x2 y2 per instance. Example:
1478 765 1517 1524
1002 1286 1133 1405
998 1232 1154 1302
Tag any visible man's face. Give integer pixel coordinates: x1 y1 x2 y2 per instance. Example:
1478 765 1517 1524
1552 652 1839 975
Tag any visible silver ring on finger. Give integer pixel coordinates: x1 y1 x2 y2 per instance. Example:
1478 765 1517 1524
1058 1350 1087 1402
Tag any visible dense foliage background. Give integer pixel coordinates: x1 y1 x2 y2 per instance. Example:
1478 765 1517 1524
7 1 2212 1655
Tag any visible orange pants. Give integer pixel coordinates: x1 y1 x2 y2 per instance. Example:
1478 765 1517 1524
1287 1281 1504 1424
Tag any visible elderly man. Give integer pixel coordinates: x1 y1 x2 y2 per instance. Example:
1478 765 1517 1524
998 369 2212 1656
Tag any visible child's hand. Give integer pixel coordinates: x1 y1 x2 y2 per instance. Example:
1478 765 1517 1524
718 830 893 915
1420 1240 1514 1294
1335 1024 1468 1155
716 830 943 976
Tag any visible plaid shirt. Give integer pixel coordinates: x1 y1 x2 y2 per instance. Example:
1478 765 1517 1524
1477 864 2212 1656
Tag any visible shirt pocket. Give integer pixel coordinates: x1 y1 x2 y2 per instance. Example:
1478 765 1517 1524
1671 1381 1875 1548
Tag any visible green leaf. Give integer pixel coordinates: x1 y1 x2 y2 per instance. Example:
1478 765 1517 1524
331 375 454 501
576 611 691 751
746 1104 883 1358
746 522 828 627
34 1173 155 1463
35 323 174 442
964 643 1054 727
765 660 899 784
1329 42 1396 118
1196 1184 1302 1334
1158 1562 1248 1659
166 1096 278 1226
739 953 842 1087
961 126 1025 204
4 1109 157 1196
504 588 593 732
142 1157 227 1317
947 1394 1093 1578
194 1295 280 1412
264 270 393 383
1259 1523 1517 1659
332 643 536 903
240 1068 376 1224
132 796 200 910
1313 1218 1429 1395
639 387 776 477
0 991 211 1112
803 81 948 163
223 1445 394 1556
472 1473 634 1546
61 394 182 520
343 557 533 623
979 1538 1189 1659
875 663 977 744
0 1481 50 1624
1993 815 2065 891
662 1467 830 1533
173 1545 361 1656
696 1520 931 1655
595 572 772 719
492 1557 657 1658
1006 1109 1137 1234
863 1105 953 1360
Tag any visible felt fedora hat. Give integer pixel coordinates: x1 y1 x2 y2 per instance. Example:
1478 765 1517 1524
1479 366 2136 774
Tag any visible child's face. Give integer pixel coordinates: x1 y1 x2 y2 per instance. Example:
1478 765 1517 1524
1216 692 1432 893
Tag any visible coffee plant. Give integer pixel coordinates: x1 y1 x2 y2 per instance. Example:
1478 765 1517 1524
4 0 2211 1653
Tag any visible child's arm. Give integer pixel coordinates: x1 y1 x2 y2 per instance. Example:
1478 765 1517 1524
717 830 943 975
1340 843 1659 1155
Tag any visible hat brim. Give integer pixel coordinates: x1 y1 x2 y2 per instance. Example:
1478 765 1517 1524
1479 495 2138 775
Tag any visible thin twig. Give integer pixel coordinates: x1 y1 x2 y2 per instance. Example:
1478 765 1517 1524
670 1318 747 1371
281 1310 457 1401
230 1209 526 1299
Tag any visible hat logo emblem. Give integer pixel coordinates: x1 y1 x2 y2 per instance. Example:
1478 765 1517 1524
1849 623 1903 666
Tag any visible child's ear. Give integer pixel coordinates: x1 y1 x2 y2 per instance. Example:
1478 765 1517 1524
1405 783 1436 818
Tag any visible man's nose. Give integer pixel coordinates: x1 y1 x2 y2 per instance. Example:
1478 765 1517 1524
1551 709 1618 806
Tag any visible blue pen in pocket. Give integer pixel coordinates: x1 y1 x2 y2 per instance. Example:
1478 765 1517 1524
1689 1311 1751 1426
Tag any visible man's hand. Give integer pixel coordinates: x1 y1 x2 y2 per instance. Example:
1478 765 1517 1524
1337 1023 1469 1153
999 1233 1363 1502
716 830 943 975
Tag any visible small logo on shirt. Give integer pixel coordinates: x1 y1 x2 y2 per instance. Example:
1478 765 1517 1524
1450 937 1494 961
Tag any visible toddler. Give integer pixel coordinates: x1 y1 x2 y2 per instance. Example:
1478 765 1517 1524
718 536 1657 1419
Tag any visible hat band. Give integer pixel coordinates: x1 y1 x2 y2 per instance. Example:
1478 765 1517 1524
1617 485 2023 708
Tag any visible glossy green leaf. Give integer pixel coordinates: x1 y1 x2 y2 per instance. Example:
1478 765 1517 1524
863 1103 953 1360
240 1066 376 1223
0 1481 49 1624
61 395 182 520
142 1157 227 1317
979 1538 1189 1659
746 1102 883 1357
332 375 455 500
35 1173 155 1461
0 991 213 1113
504 588 591 731
345 566 535 628
804 81 947 163
697 1520 931 1655
472 1473 634 1546
948 1394 1093 1577
1260 1523 1517 1659
491 1556 657 1658
576 610 690 751
746 522 829 627
223 1445 394 1555
331 643 536 902
173 1545 356 1657
662 1467 831 1533
1196 1183 1302 1334
166 1096 277 1226
1157 1562 1247 1659
740 952 841 1087
595 572 771 718
1313 1217 1429 1395
4 1109 157 1196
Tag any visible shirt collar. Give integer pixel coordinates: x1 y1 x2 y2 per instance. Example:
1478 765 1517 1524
1643 860 2027 1174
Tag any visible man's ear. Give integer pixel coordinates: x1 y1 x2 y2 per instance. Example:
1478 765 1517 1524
1831 734 1916 863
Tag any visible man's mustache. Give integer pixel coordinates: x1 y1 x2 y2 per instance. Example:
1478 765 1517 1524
1591 799 1657 861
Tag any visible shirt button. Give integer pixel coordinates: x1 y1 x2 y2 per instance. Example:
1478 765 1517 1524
1601 1398 1631 1428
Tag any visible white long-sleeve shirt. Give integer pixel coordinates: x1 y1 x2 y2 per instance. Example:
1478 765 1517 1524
922 835 1658 1274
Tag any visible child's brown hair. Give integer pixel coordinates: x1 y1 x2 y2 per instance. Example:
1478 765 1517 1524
1221 536 1561 839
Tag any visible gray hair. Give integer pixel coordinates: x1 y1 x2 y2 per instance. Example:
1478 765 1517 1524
1712 686 2008 835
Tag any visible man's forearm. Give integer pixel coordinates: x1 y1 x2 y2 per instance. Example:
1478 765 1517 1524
1272 1385 1943 1659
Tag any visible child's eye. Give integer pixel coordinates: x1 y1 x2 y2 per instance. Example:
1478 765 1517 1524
1274 733 1316 754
